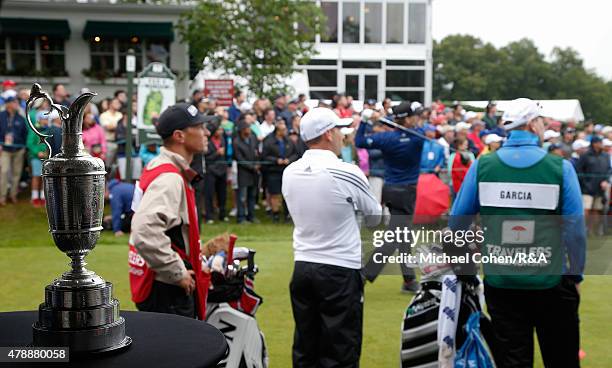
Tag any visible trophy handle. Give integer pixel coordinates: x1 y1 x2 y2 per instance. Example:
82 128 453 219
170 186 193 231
25 83 68 158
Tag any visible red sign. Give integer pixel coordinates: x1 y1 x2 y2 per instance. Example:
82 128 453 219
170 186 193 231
204 79 234 107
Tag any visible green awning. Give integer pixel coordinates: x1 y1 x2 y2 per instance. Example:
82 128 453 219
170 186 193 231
0 18 70 38
83 21 174 41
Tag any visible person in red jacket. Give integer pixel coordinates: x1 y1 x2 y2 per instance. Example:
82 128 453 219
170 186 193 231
467 120 486 154
451 137 474 193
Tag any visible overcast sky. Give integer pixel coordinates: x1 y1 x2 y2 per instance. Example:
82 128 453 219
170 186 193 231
432 0 612 81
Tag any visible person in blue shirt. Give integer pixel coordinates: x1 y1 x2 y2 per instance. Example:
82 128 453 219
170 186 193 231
449 98 585 368
108 179 135 236
0 95 28 205
227 90 245 123
139 141 160 167
355 101 424 292
419 124 445 174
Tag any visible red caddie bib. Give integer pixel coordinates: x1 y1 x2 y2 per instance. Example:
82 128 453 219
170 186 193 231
128 163 210 319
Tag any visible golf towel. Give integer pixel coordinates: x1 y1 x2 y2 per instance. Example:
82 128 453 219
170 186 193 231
437 275 461 368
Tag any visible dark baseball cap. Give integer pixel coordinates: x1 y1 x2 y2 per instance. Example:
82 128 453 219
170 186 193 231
237 120 251 131
392 102 415 119
204 115 222 131
548 142 563 152
156 103 208 139
591 135 603 144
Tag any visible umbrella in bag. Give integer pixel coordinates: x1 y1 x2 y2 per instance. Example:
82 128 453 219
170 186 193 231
414 173 450 224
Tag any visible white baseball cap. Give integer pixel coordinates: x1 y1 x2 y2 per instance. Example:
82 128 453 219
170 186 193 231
455 121 472 131
361 108 374 121
1 89 17 101
603 138 612 147
300 107 352 141
543 130 561 141
340 127 355 135
239 102 252 112
464 111 478 121
437 124 455 134
571 139 590 151
502 98 542 131
484 134 504 145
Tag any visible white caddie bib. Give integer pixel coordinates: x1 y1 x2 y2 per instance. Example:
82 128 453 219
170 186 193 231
478 182 559 210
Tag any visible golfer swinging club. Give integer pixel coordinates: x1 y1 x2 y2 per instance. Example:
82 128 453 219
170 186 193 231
355 102 425 293
450 98 586 367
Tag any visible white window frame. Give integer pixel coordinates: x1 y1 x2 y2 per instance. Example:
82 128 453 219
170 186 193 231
319 0 339 44
38 36 67 72
363 0 383 44
384 58 426 100
4 35 48 72
340 0 361 44
89 37 169 74
297 59 340 98
340 68 383 101
407 0 428 45
384 0 406 45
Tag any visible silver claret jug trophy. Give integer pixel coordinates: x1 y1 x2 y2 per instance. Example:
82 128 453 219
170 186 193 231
25 83 131 354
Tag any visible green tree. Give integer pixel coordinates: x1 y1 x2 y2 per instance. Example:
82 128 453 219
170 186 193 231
498 39 554 99
433 35 612 122
176 0 322 97
548 47 612 122
433 35 507 100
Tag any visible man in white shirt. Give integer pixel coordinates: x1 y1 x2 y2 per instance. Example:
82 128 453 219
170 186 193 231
258 108 276 139
282 107 382 368
99 97 123 167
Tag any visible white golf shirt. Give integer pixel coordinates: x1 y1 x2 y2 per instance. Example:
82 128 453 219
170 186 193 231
258 120 276 138
282 149 382 269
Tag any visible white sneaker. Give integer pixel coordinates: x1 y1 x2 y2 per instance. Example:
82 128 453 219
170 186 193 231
229 208 237 217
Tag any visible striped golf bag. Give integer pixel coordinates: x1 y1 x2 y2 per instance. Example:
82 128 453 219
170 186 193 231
206 248 268 368
400 281 442 368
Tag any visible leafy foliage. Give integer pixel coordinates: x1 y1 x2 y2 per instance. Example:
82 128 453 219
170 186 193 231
434 35 612 122
176 0 322 97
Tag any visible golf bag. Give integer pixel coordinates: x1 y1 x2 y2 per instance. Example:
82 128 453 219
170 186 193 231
205 246 268 368
400 244 495 367
401 280 442 368
400 244 451 368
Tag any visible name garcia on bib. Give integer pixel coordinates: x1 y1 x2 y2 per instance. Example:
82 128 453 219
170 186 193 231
499 190 532 201
479 182 559 210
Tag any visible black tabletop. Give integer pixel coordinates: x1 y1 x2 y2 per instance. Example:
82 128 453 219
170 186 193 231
0 311 228 368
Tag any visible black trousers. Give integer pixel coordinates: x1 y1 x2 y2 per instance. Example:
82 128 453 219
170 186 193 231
290 261 364 368
193 179 206 228
484 277 580 368
136 280 195 319
364 183 417 283
204 172 227 221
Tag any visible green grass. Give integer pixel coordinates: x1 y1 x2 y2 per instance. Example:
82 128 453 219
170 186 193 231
0 202 611 367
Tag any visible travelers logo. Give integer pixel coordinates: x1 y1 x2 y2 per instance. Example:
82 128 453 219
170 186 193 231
443 277 458 293
502 220 535 244
442 307 456 321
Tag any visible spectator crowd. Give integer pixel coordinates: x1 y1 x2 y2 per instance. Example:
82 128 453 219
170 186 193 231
0 79 610 236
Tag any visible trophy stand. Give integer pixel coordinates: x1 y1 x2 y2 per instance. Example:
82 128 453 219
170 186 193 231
26 84 131 354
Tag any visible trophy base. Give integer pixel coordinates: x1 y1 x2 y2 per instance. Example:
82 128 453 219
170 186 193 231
33 281 132 355
32 316 132 354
